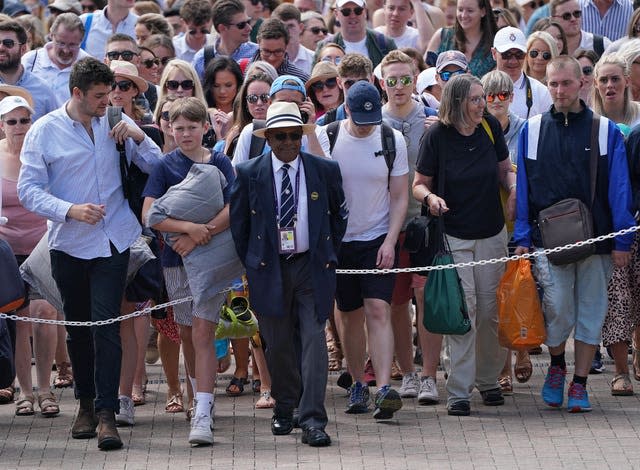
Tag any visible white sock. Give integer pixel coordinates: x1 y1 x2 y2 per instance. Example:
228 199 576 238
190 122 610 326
195 392 213 417
188 376 197 395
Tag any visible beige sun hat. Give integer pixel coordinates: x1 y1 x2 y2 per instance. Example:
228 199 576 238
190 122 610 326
305 61 338 95
0 84 34 108
252 102 315 138
110 60 149 93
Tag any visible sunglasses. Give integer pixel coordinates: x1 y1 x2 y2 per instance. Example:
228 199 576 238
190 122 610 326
438 69 465 82
0 38 22 49
553 10 581 21
81 4 96 12
106 50 137 61
160 110 170 121
310 26 328 35
340 6 364 16
246 93 270 104
188 28 210 35
321 55 342 65
582 65 594 76
270 131 303 142
142 58 160 68
159 56 173 66
342 78 368 88
310 77 338 91
3 117 31 126
500 50 526 61
228 19 252 29
166 80 195 91
385 75 413 88
486 91 511 103
111 80 134 92
250 0 268 5
529 49 552 61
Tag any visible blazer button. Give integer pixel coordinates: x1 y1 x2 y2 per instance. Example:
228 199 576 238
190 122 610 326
326 210 331 215
251 209 256 215
326 235 330 240
260 262 266 267
257 235 261 239
325 263 330 269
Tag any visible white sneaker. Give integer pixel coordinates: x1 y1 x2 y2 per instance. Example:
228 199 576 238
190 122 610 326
418 376 439 405
399 372 420 398
115 395 135 426
189 413 214 445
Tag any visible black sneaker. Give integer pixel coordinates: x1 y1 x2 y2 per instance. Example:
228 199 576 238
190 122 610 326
481 388 505 406
372 385 402 420
447 400 470 416
589 349 605 374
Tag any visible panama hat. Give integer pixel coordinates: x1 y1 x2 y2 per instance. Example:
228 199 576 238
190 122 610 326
252 102 315 138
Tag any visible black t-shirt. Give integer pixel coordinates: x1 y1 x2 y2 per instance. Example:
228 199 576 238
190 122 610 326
416 114 509 240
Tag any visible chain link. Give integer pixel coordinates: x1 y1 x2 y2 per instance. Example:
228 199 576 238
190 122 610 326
3 226 638 326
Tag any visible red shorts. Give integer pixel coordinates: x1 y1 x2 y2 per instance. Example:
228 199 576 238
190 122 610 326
391 232 427 305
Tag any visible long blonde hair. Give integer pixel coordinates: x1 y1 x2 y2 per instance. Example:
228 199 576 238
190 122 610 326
592 53 640 126
155 59 206 115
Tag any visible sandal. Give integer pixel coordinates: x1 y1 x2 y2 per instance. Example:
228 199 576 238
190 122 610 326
225 376 246 397
514 351 533 383
186 406 194 421
251 379 261 394
15 395 35 416
0 386 15 404
53 362 73 389
390 359 403 381
165 391 184 413
37 391 60 417
132 385 146 406
611 373 634 396
255 390 275 409
498 375 513 396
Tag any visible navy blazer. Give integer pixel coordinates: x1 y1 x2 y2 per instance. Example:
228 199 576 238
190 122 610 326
230 151 348 321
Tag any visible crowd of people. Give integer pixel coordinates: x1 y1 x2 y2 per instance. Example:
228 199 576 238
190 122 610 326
0 0 639 453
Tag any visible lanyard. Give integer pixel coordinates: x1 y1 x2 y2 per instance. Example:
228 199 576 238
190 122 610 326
273 163 301 228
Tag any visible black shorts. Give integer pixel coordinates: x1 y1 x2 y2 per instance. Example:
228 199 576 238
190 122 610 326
335 234 398 312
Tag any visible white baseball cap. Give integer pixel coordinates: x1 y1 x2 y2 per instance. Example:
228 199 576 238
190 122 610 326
336 0 365 9
416 68 437 93
0 95 34 119
493 27 527 53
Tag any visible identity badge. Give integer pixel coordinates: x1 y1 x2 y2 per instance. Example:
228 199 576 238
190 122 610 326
278 228 297 254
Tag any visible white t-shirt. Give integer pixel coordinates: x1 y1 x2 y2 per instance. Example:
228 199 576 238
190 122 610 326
317 121 409 242
374 26 420 50
579 30 612 52
511 73 553 120
342 37 368 57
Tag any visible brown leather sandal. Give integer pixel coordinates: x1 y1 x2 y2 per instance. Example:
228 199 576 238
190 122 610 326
54 362 73 388
38 391 60 417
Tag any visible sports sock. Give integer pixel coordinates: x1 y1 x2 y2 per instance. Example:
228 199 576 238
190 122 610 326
572 375 587 386
550 352 566 369
195 392 213 417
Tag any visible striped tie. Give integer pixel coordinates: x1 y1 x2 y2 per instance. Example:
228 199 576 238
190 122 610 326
280 164 294 228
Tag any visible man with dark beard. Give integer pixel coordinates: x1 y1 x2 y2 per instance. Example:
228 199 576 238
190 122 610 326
0 20 55 120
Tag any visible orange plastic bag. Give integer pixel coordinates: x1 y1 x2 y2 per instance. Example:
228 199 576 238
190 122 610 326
496 259 546 350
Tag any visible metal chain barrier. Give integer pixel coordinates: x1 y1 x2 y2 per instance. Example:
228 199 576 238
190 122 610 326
2 226 638 327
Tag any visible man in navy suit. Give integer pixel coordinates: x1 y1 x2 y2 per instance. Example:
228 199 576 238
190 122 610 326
230 101 348 447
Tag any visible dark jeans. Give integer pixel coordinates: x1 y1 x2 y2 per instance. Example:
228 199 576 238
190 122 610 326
50 244 129 412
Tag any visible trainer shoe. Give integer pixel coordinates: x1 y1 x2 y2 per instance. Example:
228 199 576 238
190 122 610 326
345 382 370 414
542 365 566 408
372 385 403 420
418 376 439 405
567 382 592 413
447 400 471 416
189 412 214 445
480 387 505 406
399 372 420 398
589 349 605 374
115 395 135 426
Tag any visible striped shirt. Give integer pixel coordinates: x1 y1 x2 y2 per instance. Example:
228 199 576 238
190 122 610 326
580 0 633 42
192 39 259 81
250 50 310 82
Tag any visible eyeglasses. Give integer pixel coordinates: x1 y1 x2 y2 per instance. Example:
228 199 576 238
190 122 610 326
582 65 594 76
0 39 23 49
310 77 338 92
340 7 364 16
500 50 526 61
321 55 341 65
228 19 252 29
438 69 465 82
342 78 368 88
142 58 160 68
111 80 134 92
160 110 170 121
246 93 270 104
52 40 80 51
166 80 195 91
188 28 210 35
553 10 581 21
468 96 485 105
486 91 511 103
309 26 328 35
270 131 303 142
3 118 31 126
106 50 137 61
260 48 285 58
159 56 173 66
529 49 552 61
385 75 413 88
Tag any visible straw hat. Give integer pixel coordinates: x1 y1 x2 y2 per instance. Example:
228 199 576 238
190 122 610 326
252 102 315 138
0 84 34 108
110 60 149 93
305 61 338 95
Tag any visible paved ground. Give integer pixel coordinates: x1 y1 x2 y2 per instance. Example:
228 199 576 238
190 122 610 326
2 345 640 470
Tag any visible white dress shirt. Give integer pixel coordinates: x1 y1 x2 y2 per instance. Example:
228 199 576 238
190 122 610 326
80 8 138 60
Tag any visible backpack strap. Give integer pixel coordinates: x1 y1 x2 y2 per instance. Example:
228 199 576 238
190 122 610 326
481 118 494 144
523 73 533 120
323 107 338 125
203 45 216 69
380 123 396 190
249 119 266 159
80 13 93 51
326 120 340 155
107 106 130 199
593 34 604 58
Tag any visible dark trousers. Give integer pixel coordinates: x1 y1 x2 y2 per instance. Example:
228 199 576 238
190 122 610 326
259 254 329 430
50 244 129 412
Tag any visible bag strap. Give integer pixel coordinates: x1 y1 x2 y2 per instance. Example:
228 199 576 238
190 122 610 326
107 106 130 200
481 118 494 144
380 123 396 190
80 13 93 51
249 119 267 158
203 45 216 69
589 114 600 206
326 119 340 154
523 73 533 120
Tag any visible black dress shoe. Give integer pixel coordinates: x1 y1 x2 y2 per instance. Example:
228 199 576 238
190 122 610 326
292 408 300 428
271 415 293 435
302 427 331 447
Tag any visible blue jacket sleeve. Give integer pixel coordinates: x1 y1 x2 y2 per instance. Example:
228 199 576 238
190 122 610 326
607 122 636 251
513 122 532 248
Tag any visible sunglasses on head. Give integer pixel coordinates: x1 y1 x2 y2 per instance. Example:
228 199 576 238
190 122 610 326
553 10 581 21
385 75 413 88
111 80 134 92
246 93 270 104
438 69 465 82
160 110 170 121
3 117 31 126
486 91 511 103
340 6 364 16
166 80 195 91
188 28 210 35
0 38 22 49
310 26 328 35
582 65 593 76
342 78 368 88
106 50 137 61
228 19 252 29
529 49 552 61
270 131 303 142
310 77 338 91
500 50 526 61
142 58 160 68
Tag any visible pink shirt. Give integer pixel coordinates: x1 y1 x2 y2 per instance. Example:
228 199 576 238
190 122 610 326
0 177 47 255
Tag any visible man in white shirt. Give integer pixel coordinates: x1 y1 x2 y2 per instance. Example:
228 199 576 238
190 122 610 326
492 27 553 120
80 0 137 59
273 3 314 76
550 0 611 56
579 0 632 42
374 0 433 54
172 0 215 63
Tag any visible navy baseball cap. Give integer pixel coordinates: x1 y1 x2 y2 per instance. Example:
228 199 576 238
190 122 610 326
346 81 382 126
270 75 307 98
